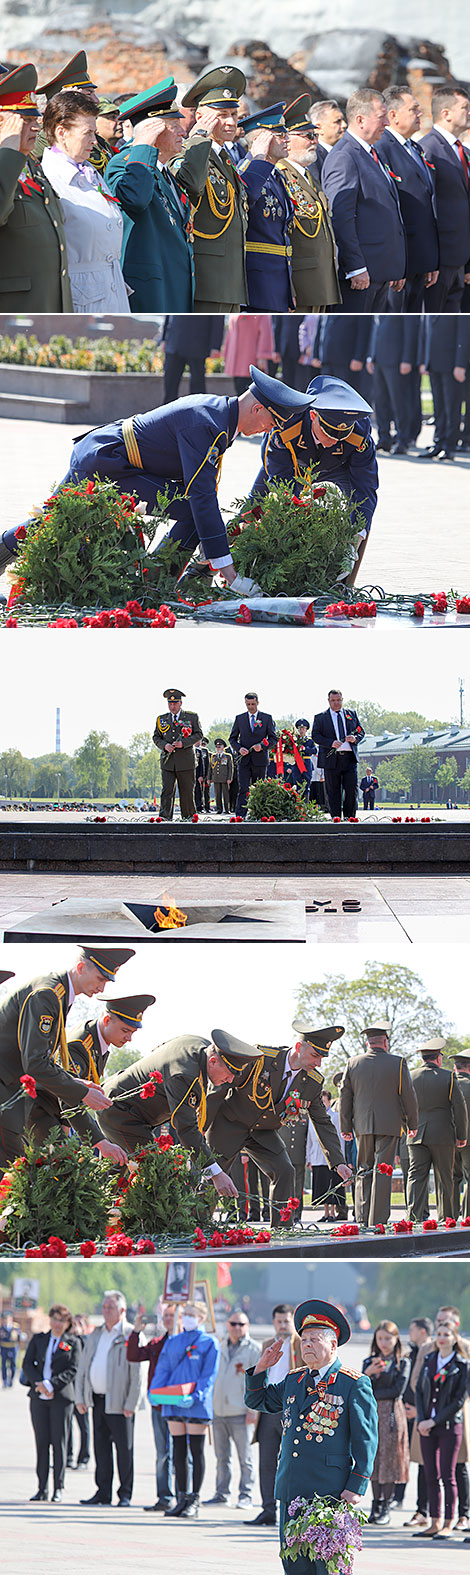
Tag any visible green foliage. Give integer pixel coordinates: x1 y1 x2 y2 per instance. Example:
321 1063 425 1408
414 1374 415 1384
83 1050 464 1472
229 475 361 596
295 962 451 1078
116 1142 216 1239
0 334 165 373
246 777 324 822
435 756 458 790
2 1131 114 1247
346 702 447 736
13 479 171 609
74 731 111 797
364 1264 470 1329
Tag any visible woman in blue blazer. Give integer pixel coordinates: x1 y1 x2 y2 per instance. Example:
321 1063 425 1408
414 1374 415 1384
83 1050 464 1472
151 1300 220 1518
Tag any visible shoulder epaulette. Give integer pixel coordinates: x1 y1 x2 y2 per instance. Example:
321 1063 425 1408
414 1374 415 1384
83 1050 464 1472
345 432 370 451
83 1034 94 1050
307 1067 323 1084
340 1366 359 1379
54 983 66 1000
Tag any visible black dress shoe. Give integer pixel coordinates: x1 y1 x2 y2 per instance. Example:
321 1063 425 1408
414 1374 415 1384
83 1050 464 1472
439 449 455 461
80 1492 111 1505
205 1493 229 1505
176 560 213 589
376 441 392 453
245 1510 277 1526
419 445 445 459
30 1490 48 1502
117 1498 131 1507
51 1490 63 1503
143 1499 175 1512
165 1497 188 1517
180 1494 199 1518
375 1508 391 1525
392 443 408 455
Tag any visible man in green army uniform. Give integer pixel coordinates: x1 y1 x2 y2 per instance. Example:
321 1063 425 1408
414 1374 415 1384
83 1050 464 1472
276 96 341 310
64 989 155 1158
339 1020 419 1226
174 66 249 311
0 63 73 311
452 1052 470 1218
209 738 233 814
245 1297 378 1572
407 1038 468 1222
206 1021 352 1226
0 947 135 1171
98 1027 262 1200
153 686 203 820
34 50 114 177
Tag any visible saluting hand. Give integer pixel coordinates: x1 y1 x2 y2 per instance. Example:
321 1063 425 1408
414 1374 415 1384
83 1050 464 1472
254 1338 284 1374
0 111 24 150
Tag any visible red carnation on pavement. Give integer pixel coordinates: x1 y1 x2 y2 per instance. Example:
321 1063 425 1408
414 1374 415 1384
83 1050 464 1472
80 1241 97 1258
135 1239 156 1255
20 1075 37 1099
445 1217 457 1229
461 1216 470 1228
255 1229 271 1244
375 1223 386 1235
304 602 315 624
413 601 425 618
422 1218 438 1231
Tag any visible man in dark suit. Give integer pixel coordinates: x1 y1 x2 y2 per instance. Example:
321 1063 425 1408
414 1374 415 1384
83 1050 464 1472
229 692 277 817
310 99 346 177
420 86 470 312
311 316 370 396
322 87 406 312
360 768 379 809
366 316 421 454
420 317 470 461
376 86 439 313
272 316 308 390
312 690 365 819
162 316 224 403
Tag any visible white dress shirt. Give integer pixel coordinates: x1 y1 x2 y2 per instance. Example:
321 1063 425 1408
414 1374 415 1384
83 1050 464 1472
41 146 130 314
433 124 465 162
329 707 352 753
89 1322 121 1395
345 131 393 277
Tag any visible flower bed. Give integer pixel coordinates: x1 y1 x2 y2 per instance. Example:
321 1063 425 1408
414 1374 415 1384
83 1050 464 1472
0 334 165 374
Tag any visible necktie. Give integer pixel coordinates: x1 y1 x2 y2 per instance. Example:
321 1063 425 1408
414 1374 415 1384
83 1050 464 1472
250 715 255 732
338 712 346 742
405 139 433 187
370 146 393 186
455 141 469 188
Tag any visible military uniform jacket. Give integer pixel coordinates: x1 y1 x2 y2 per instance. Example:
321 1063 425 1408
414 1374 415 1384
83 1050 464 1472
0 971 88 1130
409 1064 468 1146
0 150 73 311
209 750 233 784
238 154 295 310
456 1072 470 1158
276 158 341 308
339 1047 419 1138
206 1045 344 1169
245 1355 378 1504
64 1018 110 1146
251 412 378 537
102 1036 217 1163
105 139 210 311
153 710 203 773
174 133 248 306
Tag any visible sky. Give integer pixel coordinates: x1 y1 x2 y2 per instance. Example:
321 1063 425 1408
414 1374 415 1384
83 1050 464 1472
2 628 469 757
1 941 468 1041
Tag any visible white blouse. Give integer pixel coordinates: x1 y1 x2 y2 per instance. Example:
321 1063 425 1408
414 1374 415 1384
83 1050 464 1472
41 146 130 314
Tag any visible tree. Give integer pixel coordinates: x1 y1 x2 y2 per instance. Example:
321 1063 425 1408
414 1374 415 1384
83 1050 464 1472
30 752 75 799
128 731 154 764
294 962 451 1079
0 748 32 796
74 731 110 798
371 757 411 797
407 746 437 799
133 749 161 798
104 1045 145 1077
106 743 129 798
346 702 447 735
435 757 458 799
462 764 470 799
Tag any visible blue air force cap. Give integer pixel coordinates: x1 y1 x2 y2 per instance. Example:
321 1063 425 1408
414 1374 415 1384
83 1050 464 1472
307 375 373 438
249 365 312 430
239 101 286 134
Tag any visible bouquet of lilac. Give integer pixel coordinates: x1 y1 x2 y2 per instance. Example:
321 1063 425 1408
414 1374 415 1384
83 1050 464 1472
281 1494 367 1571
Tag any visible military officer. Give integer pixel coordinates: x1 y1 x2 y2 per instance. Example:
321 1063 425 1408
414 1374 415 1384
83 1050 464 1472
281 1110 309 1220
64 989 155 1156
206 1022 352 1226
98 1027 262 1199
34 50 113 176
0 63 73 312
407 1038 468 1223
173 66 249 310
285 721 316 799
152 686 202 820
339 1021 419 1226
105 78 210 312
209 738 233 814
237 103 295 311
245 1298 378 1572
276 96 341 310
249 371 378 584
0 947 134 1171
452 1052 470 1218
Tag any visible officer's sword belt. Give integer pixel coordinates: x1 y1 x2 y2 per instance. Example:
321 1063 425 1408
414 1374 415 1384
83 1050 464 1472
122 416 144 469
246 241 293 257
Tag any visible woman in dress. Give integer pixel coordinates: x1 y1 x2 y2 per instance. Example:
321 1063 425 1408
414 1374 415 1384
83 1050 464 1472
22 1303 80 1502
150 1299 220 1518
41 90 130 313
415 1319 469 1539
362 1320 410 1526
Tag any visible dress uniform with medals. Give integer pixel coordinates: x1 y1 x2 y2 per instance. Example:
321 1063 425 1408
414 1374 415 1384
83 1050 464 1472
250 372 378 547
237 103 295 311
339 1021 419 1226
209 738 233 814
64 992 155 1146
0 947 134 1169
276 96 341 311
407 1039 468 1223
173 66 249 311
285 722 316 799
206 1024 346 1225
99 1029 259 1162
153 687 203 820
245 1298 378 1572
105 78 210 311
452 1053 470 1219
33 50 113 175
0 64 73 311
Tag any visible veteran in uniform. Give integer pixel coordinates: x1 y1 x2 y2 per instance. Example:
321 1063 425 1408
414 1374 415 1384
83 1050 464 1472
452 1052 470 1219
285 721 316 800
407 1038 468 1223
173 66 249 311
237 103 295 311
276 96 341 311
245 1298 378 1572
339 1020 419 1226
34 50 114 177
209 738 233 814
0 63 73 312
206 1022 352 1226
249 371 378 583
0 947 134 1171
64 990 155 1155
98 1027 263 1199
152 686 203 820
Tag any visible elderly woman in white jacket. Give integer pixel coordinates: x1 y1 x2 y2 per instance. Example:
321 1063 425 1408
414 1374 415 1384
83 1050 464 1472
41 89 130 314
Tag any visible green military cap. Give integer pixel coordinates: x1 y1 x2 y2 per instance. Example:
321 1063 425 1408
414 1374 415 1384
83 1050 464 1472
118 77 182 126
420 1036 446 1058
0 63 39 117
0 969 15 985
96 991 156 1025
37 50 97 98
292 1021 345 1054
211 1027 266 1072
294 1298 351 1346
284 94 318 134
363 1021 390 1038
98 96 120 117
81 946 136 979
181 65 246 112
163 687 185 701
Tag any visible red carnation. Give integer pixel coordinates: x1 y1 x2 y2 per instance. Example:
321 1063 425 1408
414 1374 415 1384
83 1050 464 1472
20 1074 37 1099
15 525 27 541
80 1241 97 1258
413 601 425 618
150 1070 163 1085
135 1239 156 1255
445 1217 457 1229
192 813 199 822
422 1218 438 1231
255 1229 271 1244
140 1082 156 1099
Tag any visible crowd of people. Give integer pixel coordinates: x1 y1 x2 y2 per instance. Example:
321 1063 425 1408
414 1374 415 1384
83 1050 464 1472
1 49 470 313
4 1289 470 1547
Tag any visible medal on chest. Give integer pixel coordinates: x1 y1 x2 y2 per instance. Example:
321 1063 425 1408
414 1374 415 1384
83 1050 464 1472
302 1385 344 1442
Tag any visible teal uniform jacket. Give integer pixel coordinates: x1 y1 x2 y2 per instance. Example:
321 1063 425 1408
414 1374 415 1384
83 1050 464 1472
245 1355 378 1507
105 139 210 311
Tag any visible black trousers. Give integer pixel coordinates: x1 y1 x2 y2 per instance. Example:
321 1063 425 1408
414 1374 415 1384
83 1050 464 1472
322 359 367 397
92 1393 134 1502
257 1411 283 1514
194 778 210 812
236 753 268 817
373 364 412 447
429 370 462 452
424 265 465 313
163 353 206 402
67 1404 90 1464
324 758 358 818
30 1393 73 1494
337 278 390 313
